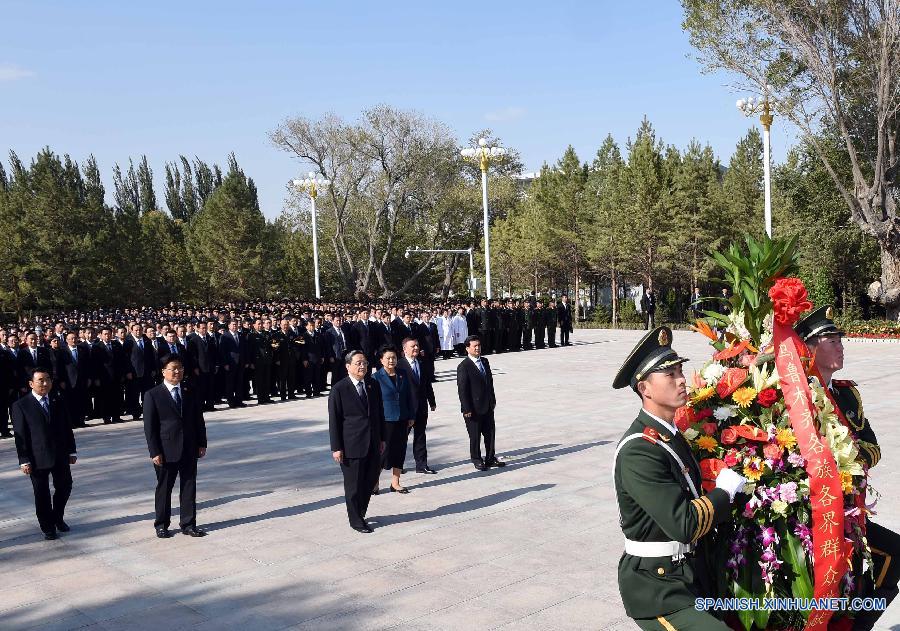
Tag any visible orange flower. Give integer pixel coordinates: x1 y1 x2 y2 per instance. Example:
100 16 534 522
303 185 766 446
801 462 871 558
696 435 718 452
716 368 749 399
691 319 717 342
713 340 750 360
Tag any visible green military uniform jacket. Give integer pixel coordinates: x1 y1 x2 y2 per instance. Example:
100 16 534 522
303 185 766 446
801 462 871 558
614 409 732 619
831 380 881 468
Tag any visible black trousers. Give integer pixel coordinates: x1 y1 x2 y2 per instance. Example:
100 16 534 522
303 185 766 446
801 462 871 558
478 330 492 354
340 447 380 529
521 328 532 350
547 325 557 347
254 362 272 402
277 360 295 399
454 343 465 357
153 457 198 530
64 384 89 426
533 326 545 348
224 364 243 405
97 380 121 420
560 327 571 345
330 360 347 386
465 411 496 464
30 458 72 533
125 375 151 416
195 372 215 409
408 405 430 468
855 520 900 630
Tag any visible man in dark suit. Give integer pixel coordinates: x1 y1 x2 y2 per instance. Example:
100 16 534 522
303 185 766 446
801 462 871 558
12 367 77 540
17 332 51 394
391 312 415 349
301 319 323 398
218 320 246 407
558 295 573 346
60 332 91 427
351 310 376 371
1 334 20 437
328 350 385 533
91 327 123 423
325 314 350 386
187 322 214 411
143 355 208 538
456 335 505 471
124 324 157 419
399 338 437 474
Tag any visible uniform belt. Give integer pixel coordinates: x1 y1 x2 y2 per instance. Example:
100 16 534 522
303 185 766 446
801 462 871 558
624 539 693 559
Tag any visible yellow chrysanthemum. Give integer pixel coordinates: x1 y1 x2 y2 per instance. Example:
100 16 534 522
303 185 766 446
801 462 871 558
841 471 854 494
692 386 715 404
743 457 764 481
696 435 718 453
732 387 758 409
775 428 797 451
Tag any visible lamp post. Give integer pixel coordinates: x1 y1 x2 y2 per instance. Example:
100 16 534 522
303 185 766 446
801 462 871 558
291 172 331 299
405 246 476 297
737 91 775 237
461 138 506 298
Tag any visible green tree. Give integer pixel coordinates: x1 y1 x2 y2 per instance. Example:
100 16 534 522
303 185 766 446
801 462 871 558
188 166 269 302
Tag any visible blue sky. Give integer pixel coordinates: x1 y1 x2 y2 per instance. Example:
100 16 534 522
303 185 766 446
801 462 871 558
0 1 794 218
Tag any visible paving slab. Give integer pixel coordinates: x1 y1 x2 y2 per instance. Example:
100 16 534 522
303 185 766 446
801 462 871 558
1 329 899 630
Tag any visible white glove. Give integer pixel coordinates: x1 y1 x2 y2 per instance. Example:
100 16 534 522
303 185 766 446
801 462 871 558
715 468 746 501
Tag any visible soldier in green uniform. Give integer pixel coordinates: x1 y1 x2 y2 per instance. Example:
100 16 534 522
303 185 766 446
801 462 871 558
795 306 900 630
546 298 558 348
613 326 745 630
532 301 546 349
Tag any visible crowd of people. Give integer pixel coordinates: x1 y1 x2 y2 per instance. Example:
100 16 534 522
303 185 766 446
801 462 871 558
0 294 575 437
4 294 574 540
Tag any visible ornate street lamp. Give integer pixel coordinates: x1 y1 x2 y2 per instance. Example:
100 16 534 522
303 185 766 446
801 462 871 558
737 90 775 237
461 138 506 298
291 172 331 299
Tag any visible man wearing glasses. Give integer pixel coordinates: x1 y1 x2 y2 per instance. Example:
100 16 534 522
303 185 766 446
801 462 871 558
143 355 208 539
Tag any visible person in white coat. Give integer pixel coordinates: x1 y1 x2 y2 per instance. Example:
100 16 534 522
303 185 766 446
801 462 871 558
450 307 469 357
435 309 455 360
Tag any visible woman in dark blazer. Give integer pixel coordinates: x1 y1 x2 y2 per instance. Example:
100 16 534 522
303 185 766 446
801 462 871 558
372 345 416 493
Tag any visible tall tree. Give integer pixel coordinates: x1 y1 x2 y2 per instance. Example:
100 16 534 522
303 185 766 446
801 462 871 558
188 168 269 302
683 0 900 316
137 155 157 214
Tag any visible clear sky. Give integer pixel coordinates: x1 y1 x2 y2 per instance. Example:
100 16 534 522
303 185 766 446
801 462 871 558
0 1 794 218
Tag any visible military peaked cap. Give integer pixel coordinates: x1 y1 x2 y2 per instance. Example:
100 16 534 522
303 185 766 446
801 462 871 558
612 326 688 391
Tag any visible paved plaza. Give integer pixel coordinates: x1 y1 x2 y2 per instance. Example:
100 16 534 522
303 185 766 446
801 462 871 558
2 329 900 630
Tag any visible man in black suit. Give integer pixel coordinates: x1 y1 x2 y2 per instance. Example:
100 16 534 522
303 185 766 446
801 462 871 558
143 355 208 538
398 337 437 474
325 314 349 386
91 327 123 424
1 334 20 437
124 324 157 419
218 320 246 408
187 322 214 411
456 335 505 471
328 350 385 533
60 332 91 427
391 312 415 349
17 332 51 394
351 310 376 371
300 319 324 398
558 295 574 346
12 368 77 540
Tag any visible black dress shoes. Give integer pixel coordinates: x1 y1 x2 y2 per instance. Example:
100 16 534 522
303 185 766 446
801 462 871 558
416 466 437 474
55 520 70 532
390 485 410 494
43 530 58 540
474 462 488 471
181 526 207 537
156 528 171 538
352 523 374 534
486 459 507 468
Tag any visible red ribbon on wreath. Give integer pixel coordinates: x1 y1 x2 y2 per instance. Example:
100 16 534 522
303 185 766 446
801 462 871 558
770 278 844 631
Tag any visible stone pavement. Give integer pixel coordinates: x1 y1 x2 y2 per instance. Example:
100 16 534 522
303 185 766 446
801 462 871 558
1 329 899 630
